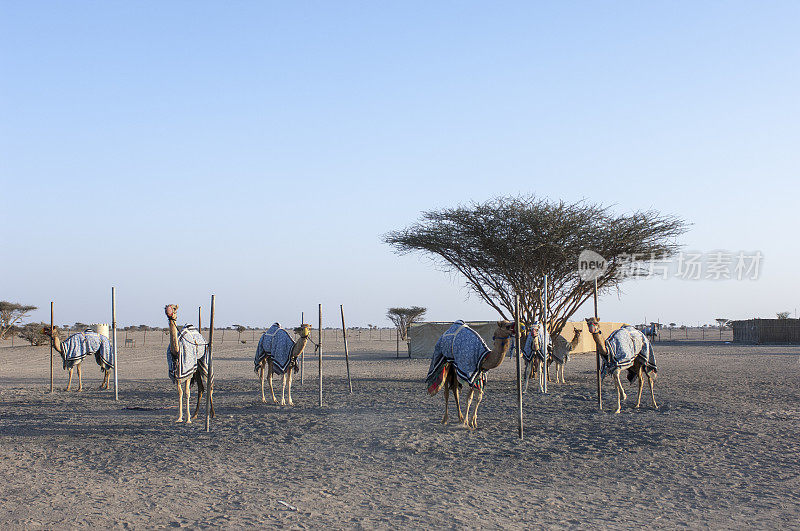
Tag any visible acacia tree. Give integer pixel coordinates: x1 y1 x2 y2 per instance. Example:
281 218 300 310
0 301 38 340
385 195 687 337
776 312 790 320
19 322 48 346
387 307 427 340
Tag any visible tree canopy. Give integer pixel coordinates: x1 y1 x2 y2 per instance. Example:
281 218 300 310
0 301 38 340
387 306 427 340
385 195 687 336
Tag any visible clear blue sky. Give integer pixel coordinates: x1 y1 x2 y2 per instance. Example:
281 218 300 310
2 1 798 328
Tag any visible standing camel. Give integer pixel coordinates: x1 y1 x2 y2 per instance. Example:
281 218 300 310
42 326 114 391
165 304 213 423
254 323 312 405
522 321 549 392
426 320 516 429
585 317 658 413
547 327 582 383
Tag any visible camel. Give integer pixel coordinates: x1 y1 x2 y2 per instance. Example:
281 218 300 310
42 326 113 391
426 320 516 429
522 321 549 393
255 323 312 405
585 317 658 414
165 304 213 423
547 327 582 383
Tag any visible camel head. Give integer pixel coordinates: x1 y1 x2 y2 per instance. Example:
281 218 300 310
294 324 312 339
585 317 601 335
41 326 59 339
572 327 583 339
165 304 179 320
494 320 515 340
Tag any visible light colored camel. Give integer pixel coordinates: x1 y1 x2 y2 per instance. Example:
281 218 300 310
585 317 657 413
166 304 213 423
547 327 582 383
439 321 516 429
42 326 112 391
257 324 312 406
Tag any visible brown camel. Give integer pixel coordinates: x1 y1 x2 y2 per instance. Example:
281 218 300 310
256 324 312 405
166 304 214 423
585 317 658 413
547 327 582 383
42 326 113 391
437 320 516 429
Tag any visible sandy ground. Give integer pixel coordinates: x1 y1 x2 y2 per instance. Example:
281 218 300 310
0 333 798 529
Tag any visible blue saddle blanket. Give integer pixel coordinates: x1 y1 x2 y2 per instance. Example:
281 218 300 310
167 325 209 382
255 323 281 370
426 321 490 390
60 330 113 370
602 325 657 378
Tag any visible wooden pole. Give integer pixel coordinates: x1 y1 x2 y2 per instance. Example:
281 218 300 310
396 328 399 358
300 311 304 384
112 289 118 401
514 294 523 439
542 275 548 394
205 295 215 432
594 278 602 410
340 305 353 393
49 301 53 393
318 304 323 407
198 306 202 336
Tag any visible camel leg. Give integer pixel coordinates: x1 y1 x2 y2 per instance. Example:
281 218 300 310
523 360 531 394
268 366 277 403
185 380 192 424
469 388 484 429
66 368 73 391
176 381 184 422
280 373 287 406
453 381 464 423
546 360 552 382
286 370 294 406
76 364 83 392
463 388 475 427
259 365 266 403
442 379 450 424
612 370 624 414
647 372 658 409
635 367 644 408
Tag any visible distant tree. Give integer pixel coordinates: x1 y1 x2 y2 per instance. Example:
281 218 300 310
669 322 676 328
387 307 427 340
137 324 149 331
19 322 49 346
235 324 245 342
0 301 38 340
385 195 687 338
715 318 729 329
776 311 791 320
74 322 89 331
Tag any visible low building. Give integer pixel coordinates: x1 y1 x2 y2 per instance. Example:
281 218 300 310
730 319 800 344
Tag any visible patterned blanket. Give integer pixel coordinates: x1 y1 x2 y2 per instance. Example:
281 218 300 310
268 328 297 375
426 321 491 394
254 323 281 370
167 324 210 382
601 325 657 378
60 330 113 370
522 322 550 363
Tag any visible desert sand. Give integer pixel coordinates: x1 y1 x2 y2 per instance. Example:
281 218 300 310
1 332 798 528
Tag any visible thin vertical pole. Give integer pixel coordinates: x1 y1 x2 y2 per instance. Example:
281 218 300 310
514 294 523 439
112 288 118 400
205 295 215 432
318 304 323 407
594 278 602 410
49 301 54 393
198 306 202 336
396 328 399 358
542 275 548 394
341 305 352 393
300 312 304 384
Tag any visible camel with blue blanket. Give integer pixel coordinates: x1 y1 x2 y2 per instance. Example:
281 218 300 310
585 317 658 413
426 320 516 429
43 326 114 391
254 323 312 405
165 304 213 423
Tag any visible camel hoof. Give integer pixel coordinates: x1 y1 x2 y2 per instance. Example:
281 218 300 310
288 400 294 406
175 418 184 423
186 418 192 424
280 400 286 406
613 409 621 414
634 404 640 409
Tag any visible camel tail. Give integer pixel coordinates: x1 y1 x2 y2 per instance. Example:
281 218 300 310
193 372 205 395
626 368 638 383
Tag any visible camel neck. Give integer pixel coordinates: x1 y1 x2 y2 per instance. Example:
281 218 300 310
590 331 606 357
